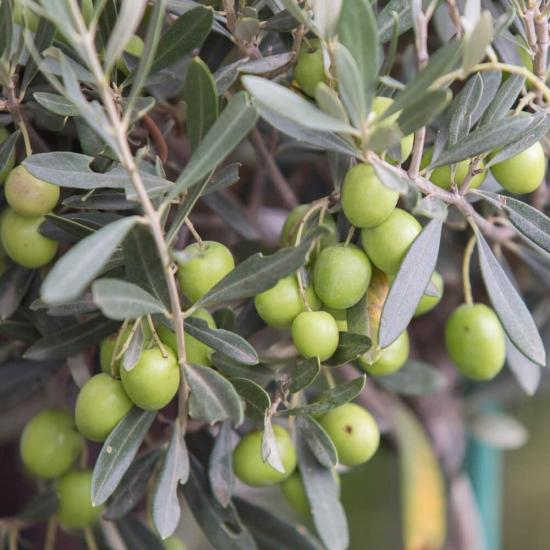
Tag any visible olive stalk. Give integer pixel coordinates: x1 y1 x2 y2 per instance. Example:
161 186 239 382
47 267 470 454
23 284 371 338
65 1 189 423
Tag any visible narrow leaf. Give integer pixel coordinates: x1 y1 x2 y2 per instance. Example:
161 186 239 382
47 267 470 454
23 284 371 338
152 423 189 539
208 421 234 508
261 416 285 473
288 357 321 393
41 216 140 303
195 226 327 308
230 377 271 427
92 278 168 320
184 363 244 425
325 332 372 366
92 409 156 506
185 317 258 365
474 227 545 366
480 75 524 126
379 219 443 348
375 360 446 395
296 416 338 468
506 337 541 396
168 92 257 198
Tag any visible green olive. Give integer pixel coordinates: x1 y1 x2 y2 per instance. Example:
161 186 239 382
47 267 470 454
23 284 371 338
445 303 506 380
318 403 380 466
121 346 180 410
358 330 409 376
116 35 144 74
279 204 338 249
490 142 546 194
75 373 133 442
291 310 339 361
0 127 15 184
421 148 486 190
370 96 414 162
254 275 321 329
177 241 235 303
360 208 421 275
294 39 326 97
20 410 83 479
163 537 187 550
56 470 103 529
5 165 60 217
157 308 216 367
281 471 310 516
414 271 444 317
233 425 297 487
13 0 39 32
313 244 372 309
324 306 348 331
341 163 399 228
1 208 58 269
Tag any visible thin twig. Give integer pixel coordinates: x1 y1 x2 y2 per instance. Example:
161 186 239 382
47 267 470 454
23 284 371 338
249 128 299 208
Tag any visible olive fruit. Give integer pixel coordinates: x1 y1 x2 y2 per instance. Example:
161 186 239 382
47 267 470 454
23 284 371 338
1 208 58 268
279 204 338 249
281 471 310 516
294 39 326 97
157 308 216 367
163 537 187 550
56 470 103 529
341 163 398 228
254 275 321 329
13 0 39 32
318 403 380 466
5 165 60 217
20 410 82 479
445 303 506 380
291 311 339 361
233 425 297 486
0 127 15 184
121 346 180 410
490 142 546 194
75 373 133 442
421 149 486 190
177 241 235 303
414 271 444 317
358 330 409 376
313 244 372 309
324 307 348 332
116 35 144 74
370 96 414 161
360 208 421 275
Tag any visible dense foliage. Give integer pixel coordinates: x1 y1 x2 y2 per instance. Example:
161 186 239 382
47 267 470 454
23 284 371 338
0 0 549 548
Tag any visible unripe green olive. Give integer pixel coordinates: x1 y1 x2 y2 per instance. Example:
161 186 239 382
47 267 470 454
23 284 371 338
324 306 348 331
490 142 546 194
75 373 133 442
358 330 409 376
157 308 216 367
318 403 380 466
163 537 187 550
414 271 444 317
0 127 15 184
56 470 103 530
100 324 153 376
421 149 486 190
1 208 58 269
281 471 310 516
294 39 326 97
445 303 506 380
281 470 340 517
360 208 421 275
341 163 398 228
116 35 144 74
313 244 372 309
291 310 339 361
254 275 321 329
5 166 60 217
13 0 39 32
279 204 338 249
233 424 297 487
121 346 180 410
370 96 414 161
177 241 235 303
20 410 83 479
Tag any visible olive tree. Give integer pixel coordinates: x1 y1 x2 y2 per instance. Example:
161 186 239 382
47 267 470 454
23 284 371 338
0 0 548 548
